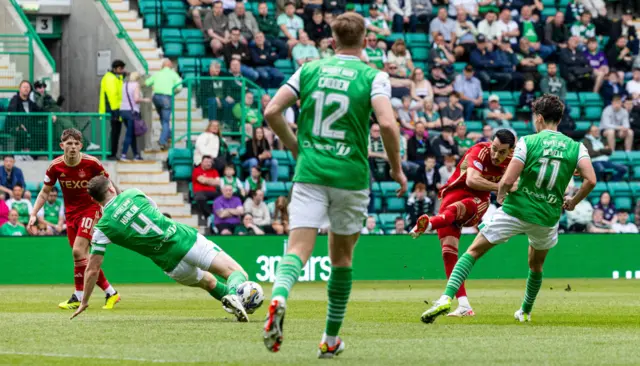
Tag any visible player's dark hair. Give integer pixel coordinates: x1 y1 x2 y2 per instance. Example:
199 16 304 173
50 186 58 193
425 155 436 161
395 217 404 222
230 27 241 33
13 183 23 189
163 213 172 218
87 175 111 203
612 95 622 103
493 129 516 148
61 128 83 143
201 155 213 161
3 155 14 160
532 94 564 125
224 164 235 171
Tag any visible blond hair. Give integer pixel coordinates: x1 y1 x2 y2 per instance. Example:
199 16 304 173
128 71 141 82
331 12 366 50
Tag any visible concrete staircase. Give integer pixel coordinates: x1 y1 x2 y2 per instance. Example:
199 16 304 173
0 55 21 92
106 0 207 149
116 160 199 229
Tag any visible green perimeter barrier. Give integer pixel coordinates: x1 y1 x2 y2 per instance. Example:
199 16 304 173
0 235 638 284
0 112 110 159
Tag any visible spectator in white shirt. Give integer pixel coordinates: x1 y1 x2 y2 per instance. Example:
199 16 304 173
194 120 228 173
600 96 633 151
611 210 639 233
243 189 271 228
497 8 519 46
625 68 640 106
477 10 501 43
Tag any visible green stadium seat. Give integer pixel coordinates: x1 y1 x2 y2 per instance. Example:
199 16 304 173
371 181 381 195
569 107 581 120
407 181 414 193
634 166 640 180
265 182 287 198
630 182 640 198
406 33 429 48
277 165 290 181
466 121 483 132
411 47 429 61
378 213 399 231
558 0 569 7
275 59 293 70
627 151 640 165
541 7 557 18
610 151 628 165
143 13 162 27
161 28 182 42
200 58 216 72
161 0 186 10
25 181 39 195
186 43 205 57
168 148 193 166
182 29 204 42
537 63 547 76
386 197 406 212
413 61 427 71
178 57 198 73
453 62 466 74
608 182 632 197
541 0 555 7
495 91 515 106
512 121 532 135
371 197 382 213
575 121 591 132
614 197 633 211
588 181 608 200
284 182 293 193
165 11 186 27
579 92 604 107
380 181 401 197
584 106 602 120
271 150 289 166
139 0 160 14
286 150 296 165
387 33 405 43
173 164 192 180
163 43 183 57
565 92 579 106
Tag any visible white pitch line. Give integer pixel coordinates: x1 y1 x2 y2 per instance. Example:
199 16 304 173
0 351 198 363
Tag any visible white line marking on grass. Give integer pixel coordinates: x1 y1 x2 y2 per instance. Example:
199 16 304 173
0 351 198 363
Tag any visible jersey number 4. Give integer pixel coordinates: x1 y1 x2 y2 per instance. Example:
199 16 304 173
131 213 163 235
311 91 348 140
535 158 561 190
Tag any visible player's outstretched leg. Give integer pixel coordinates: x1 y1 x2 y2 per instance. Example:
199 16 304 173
206 247 250 322
410 204 459 238
441 240 473 317
515 246 548 322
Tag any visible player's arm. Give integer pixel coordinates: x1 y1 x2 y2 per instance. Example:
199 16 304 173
466 166 499 192
71 230 109 319
564 145 596 211
29 184 52 228
264 70 300 159
497 159 524 205
372 73 407 197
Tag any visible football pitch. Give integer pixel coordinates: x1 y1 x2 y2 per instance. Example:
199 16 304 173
1 279 639 365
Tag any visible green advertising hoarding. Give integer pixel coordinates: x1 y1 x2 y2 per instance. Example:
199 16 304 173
0 234 638 284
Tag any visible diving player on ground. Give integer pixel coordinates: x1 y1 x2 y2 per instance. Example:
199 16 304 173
28 128 120 310
69 176 253 322
410 130 516 317
420 94 596 324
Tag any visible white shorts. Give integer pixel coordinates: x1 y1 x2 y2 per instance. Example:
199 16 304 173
289 183 369 236
480 207 559 251
165 233 223 286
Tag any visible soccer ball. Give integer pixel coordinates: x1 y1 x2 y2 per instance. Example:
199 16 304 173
236 281 265 314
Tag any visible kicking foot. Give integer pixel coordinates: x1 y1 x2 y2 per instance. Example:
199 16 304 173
222 294 248 322
447 306 475 317
58 294 81 310
263 297 286 353
421 296 451 324
102 291 121 310
514 309 531 322
410 214 430 239
318 338 345 359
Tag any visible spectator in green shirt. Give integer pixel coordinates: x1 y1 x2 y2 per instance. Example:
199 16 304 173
277 2 304 49
0 209 27 236
256 2 288 59
292 31 320 69
234 213 265 235
453 123 475 155
232 91 262 136
146 59 183 150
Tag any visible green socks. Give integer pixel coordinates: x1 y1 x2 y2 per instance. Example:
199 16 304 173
272 254 303 300
325 266 353 337
444 253 476 299
521 270 543 313
226 270 248 295
208 280 228 301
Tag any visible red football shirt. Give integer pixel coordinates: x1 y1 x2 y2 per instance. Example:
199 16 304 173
439 142 511 202
44 154 109 219
192 166 219 193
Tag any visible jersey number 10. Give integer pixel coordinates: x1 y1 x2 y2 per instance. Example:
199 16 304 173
535 158 561 190
311 91 349 140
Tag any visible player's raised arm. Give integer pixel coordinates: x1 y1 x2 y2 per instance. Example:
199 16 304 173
28 184 52 228
497 159 524 204
264 76 300 159
564 144 596 211
372 75 407 197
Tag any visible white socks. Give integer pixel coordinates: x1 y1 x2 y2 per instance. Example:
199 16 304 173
104 286 117 296
321 333 338 347
457 296 471 309
74 290 84 300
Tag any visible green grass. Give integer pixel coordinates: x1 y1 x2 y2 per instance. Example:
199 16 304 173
1 280 639 365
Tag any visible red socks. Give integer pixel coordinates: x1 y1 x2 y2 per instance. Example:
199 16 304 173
74 258 87 291
96 269 110 291
442 245 467 298
430 205 458 230
74 258 110 291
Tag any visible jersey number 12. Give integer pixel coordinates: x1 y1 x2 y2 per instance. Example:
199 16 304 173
311 91 348 140
535 158 561 190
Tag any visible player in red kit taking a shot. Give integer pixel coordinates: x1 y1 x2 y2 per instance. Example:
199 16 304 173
410 129 516 317
29 128 120 310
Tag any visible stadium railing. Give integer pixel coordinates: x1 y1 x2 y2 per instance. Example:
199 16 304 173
0 34 33 93
0 112 110 159
96 0 149 74
171 76 262 151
